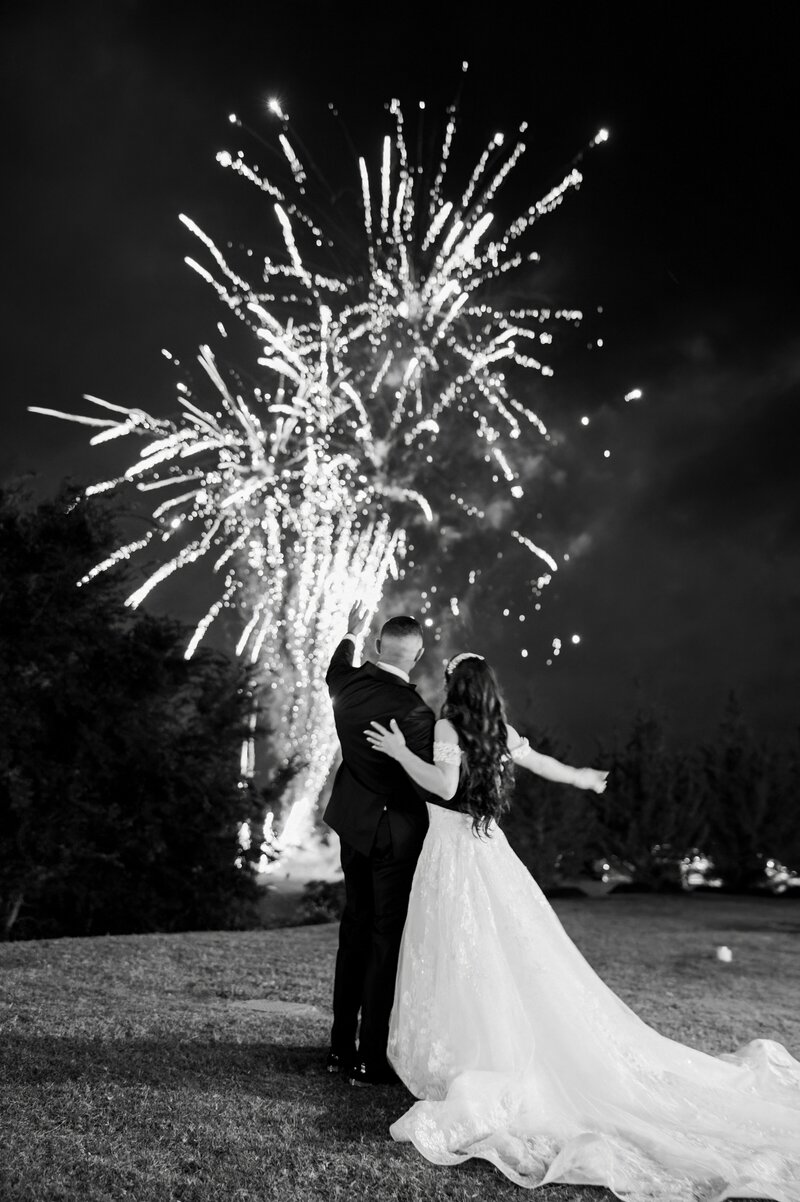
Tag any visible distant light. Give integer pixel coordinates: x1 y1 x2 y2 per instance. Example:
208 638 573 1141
424 618 434 627
511 484 524 498
268 98 287 120
228 113 238 125
521 649 528 658
594 127 609 144
625 388 643 402
580 416 590 426
603 449 611 458
571 634 581 645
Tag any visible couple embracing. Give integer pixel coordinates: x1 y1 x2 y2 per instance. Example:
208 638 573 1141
321 606 800 1200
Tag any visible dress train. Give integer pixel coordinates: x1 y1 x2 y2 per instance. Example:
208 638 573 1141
387 804 800 1201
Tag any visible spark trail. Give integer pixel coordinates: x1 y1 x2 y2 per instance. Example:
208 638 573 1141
32 94 608 850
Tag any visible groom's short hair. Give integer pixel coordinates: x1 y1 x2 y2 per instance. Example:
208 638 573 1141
380 615 423 643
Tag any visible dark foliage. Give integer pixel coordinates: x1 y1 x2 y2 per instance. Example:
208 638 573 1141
501 704 797 896
297 878 346 924
594 707 708 890
0 485 269 939
501 727 601 892
701 694 800 892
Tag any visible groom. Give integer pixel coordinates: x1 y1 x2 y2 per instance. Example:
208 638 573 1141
323 602 435 1086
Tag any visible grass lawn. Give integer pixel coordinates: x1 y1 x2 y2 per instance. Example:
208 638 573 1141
1 893 799 1201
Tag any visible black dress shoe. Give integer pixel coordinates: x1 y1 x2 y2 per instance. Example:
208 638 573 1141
348 1061 400 1087
325 1049 353 1075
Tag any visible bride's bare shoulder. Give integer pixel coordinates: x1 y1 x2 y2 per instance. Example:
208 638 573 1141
434 717 459 743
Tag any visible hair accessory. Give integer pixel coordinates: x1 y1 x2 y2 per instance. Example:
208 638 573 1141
446 651 485 676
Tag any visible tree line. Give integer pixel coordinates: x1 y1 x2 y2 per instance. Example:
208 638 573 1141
504 705 800 894
2 486 797 940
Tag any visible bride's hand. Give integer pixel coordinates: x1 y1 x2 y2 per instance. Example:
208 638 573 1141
365 718 407 760
577 767 609 794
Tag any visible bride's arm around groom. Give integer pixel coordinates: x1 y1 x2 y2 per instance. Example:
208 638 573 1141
366 715 608 798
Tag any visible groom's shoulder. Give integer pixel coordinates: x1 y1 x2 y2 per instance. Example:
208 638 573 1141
347 663 431 708
399 688 435 724
328 658 385 696
408 691 435 715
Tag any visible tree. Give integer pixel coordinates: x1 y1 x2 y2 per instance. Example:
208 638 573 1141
773 727 800 874
593 707 707 890
701 693 796 891
0 485 268 938
501 727 601 892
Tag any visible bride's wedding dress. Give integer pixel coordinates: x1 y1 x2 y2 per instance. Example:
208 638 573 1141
387 756 800 1201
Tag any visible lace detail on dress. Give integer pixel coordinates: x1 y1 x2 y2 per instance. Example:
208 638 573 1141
433 741 462 765
508 737 530 763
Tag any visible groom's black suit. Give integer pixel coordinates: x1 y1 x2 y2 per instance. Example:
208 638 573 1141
324 637 435 1073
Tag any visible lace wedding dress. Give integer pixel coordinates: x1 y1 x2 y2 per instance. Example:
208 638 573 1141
387 741 800 1200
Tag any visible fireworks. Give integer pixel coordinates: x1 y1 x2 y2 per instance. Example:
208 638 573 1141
31 93 608 851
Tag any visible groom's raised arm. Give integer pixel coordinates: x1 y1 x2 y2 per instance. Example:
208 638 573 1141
325 636 356 693
326 601 370 694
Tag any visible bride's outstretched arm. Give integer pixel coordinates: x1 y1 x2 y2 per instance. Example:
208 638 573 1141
365 717 460 800
507 724 608 793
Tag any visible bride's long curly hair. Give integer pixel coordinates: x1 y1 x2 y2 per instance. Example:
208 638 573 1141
441 655 513 836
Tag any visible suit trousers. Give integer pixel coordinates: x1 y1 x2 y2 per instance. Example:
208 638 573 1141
330 813 419 1069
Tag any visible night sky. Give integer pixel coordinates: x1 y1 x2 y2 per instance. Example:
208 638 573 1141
3 1 798 757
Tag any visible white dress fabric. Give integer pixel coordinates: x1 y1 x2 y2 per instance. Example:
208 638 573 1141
387 741 800 1201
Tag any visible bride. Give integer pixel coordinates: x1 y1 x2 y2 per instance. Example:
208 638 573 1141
365 651 800 1201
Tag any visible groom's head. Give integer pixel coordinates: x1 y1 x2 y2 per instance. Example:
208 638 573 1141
376 615 424 673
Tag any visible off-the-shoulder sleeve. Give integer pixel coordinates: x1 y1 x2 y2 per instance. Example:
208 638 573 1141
433 740 462 765
508 737 531 763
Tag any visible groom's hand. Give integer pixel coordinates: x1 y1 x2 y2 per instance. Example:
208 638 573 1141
347 600 370 637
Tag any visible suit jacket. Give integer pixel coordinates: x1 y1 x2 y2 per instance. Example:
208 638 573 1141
323 638 435 858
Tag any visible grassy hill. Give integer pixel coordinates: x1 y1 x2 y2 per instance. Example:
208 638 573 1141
2 893 798 1201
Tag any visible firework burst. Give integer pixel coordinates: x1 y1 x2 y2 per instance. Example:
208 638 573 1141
32 94 607 850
